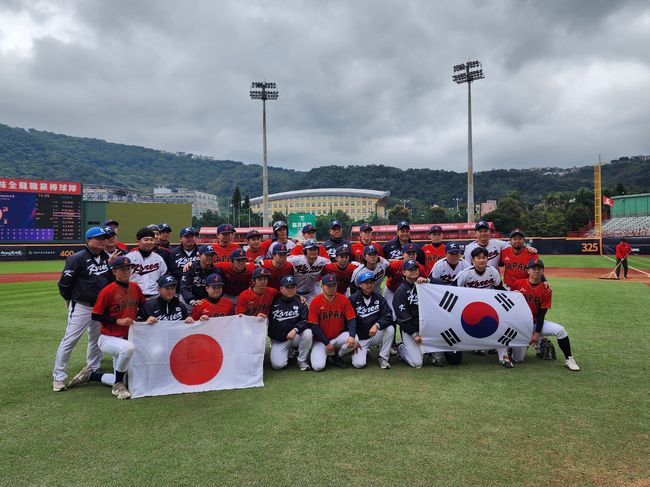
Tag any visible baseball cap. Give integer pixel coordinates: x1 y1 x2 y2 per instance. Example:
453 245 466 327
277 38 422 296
217 223 235 234
527 259 544 269
335 244 351 256
180 226 197 237
157 274 178 288
280 275 297 287
158 223 172 232
147 224 161 232
321 274 337 286
301 223 316 233
429 225 443 234
397 221 410 230
252 267 271 280
230 248 247 260
357 271 376 284
475 221 490 230
329 220 342 229
364 244 379 255
509 228 525 238
206 273 224 286
272 243 288 254
445 242 461 254
102 226 116 237
303 238 319 251
136 228 155 240
402 243 418 254
246 229 261 239
359 223 373 232
470 246 488 258
103 219 119 227
85 227 107 240
402 259 419 271
111 256 134 269
273 221 288 232
198 245 216 255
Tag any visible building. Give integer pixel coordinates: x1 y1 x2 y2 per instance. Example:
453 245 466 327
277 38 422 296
153 186 219 218
480 200 497 217
83 185 152 203
250 188 390 219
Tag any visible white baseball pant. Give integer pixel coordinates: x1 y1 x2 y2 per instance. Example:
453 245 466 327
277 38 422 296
270 329 314 369
98 335 135 373
299 286 320 306
352 325 395 368
383 288 397 319
310 332 356 372
398 332 423 368
511 320 568 362
52 301 102 381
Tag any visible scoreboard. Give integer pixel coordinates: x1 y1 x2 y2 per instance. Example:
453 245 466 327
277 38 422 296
0 178 82 243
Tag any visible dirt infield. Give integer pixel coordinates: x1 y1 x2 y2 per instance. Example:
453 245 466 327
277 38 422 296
0 272 61 283
546 267 649 281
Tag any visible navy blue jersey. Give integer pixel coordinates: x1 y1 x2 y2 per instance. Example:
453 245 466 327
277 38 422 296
382 237 425 264
139 295 188 321
268 295 309 341
169 245 199 282
392 280 419 336
58 247 113 305
323 237 352 262
180 261 220 303
348 289 393 340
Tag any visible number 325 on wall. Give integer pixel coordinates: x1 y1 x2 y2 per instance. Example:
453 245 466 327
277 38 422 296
581 242 599 253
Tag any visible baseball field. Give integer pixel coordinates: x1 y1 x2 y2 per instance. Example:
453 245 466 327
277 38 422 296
1 256 648 486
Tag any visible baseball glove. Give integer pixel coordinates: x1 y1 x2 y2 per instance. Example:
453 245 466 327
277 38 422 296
536 338 556 361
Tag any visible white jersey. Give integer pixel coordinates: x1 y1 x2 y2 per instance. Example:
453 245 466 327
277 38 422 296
464 239 509 269
266 239 296 258
430 258 471 284
128 249 168 296
351 257 390 294
454 265 502 289
287 255 329 293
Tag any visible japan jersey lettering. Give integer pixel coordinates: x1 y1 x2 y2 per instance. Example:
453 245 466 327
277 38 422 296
308 293 356 341
501 247 538 288
191 297 235 319
463 239 509 269
421 243 446 275
454 265 502 289
212 243 242 263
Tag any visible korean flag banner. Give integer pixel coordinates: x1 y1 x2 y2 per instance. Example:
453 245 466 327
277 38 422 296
128 316 267 399
417 284 533 353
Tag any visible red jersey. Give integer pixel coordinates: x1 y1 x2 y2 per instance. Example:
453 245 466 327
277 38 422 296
291 243 329 259
259 239 273 255
616 242 632 259
385 260 426 292
191 297 235 319
421 243 446 275
212 242 241 263
512 278 552 320
350 241 385 263
214 261 255 296
321 262 358 294
308 293 356 340
501 247 538 289
259 259 294 290
246 246 265 262
236 287 279 316
92 281 145 338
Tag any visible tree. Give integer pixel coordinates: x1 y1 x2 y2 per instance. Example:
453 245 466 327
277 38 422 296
481 195 527 232
271 211 287 224
387 205 410 224
613 183 627 196
231 186 241 224
428 206 448 223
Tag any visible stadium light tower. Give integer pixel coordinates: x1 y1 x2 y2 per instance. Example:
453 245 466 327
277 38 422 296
250 81 279 227
453 60 484 223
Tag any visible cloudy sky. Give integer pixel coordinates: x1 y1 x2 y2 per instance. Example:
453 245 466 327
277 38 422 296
0 0 648 172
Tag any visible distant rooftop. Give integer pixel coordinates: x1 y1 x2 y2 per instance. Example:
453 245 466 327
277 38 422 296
250 188 390 204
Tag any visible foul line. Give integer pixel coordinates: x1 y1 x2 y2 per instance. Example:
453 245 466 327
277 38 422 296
602 255 650 277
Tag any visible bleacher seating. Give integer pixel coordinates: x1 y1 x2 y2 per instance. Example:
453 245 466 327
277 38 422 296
600 216 650 237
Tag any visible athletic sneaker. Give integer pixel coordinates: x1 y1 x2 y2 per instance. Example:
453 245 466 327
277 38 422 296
499 359 514 369
333 355 348 369
67 365 93 388
297 361 311 371
52 380 66 392
565 356 581 371
111 382 131 400
390 344 398 356
430 352 445 367
378 358 391 369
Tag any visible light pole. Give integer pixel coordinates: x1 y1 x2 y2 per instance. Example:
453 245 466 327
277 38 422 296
453 60 484 223
250 81 278 228
453 197 461 214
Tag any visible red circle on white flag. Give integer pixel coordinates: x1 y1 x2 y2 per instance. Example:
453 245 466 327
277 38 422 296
169 334 223 385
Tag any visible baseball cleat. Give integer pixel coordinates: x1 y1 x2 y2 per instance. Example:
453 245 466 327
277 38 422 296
52 380 67 392
297 361 311 371
111 382 131 400
473 350 487 356
333 355 348 369
378 358 391 369
430 352 445 367
565 357 581 371
499 359 514 369
67 365 93 388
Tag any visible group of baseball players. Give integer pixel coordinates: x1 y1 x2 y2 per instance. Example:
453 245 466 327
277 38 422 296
53 218 580 400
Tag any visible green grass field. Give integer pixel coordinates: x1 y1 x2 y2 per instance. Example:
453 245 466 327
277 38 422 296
1 259 648 486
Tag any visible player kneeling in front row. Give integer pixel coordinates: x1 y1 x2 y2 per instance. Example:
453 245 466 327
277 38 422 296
268 276 313 371
349 272 394 369
139 275 196 323
510 260 580 371
392 260 424 369
309 274 358 371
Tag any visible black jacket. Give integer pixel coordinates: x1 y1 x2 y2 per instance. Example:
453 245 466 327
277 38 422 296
58 247 113 305
382 237 425 264
348 290 393 340
180 261 219 303
169 245 199 282
268 295 309 341
139 295 189 321
392 280 419 336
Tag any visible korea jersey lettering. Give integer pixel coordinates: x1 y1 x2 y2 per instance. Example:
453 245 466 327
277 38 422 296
348 290 393 340
421 243 446 275
430 258 470 284
128 249 168 296
191 296 235 319
501 247 538 288
511 278 552 321
92 281 145 338
169 245 199 282
321 262 358 295
392 280 419 336
139 295 189 321
308 293 356 342
268 295 309 341
180 261 216 303
290 243 329 259
454 265 502 289
58 247 113 305
214 261 255 296
236 287 279 316
287 254 329 293
463 239 509 269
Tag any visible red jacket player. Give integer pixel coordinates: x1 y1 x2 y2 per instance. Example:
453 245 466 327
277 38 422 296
421 225 446 276
350 223 384 263
191 273 234 319
321 245 358 295
236 267 279 317
212 224 241 263
500 229 539 288
258 244 294 290
214 248 256 300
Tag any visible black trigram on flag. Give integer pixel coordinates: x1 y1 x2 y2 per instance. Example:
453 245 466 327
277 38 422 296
494 293 515 312
497 327 518 346
439 291 459 313
441 328 461 346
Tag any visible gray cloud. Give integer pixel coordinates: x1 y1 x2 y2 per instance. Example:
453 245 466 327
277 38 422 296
0 0 648 172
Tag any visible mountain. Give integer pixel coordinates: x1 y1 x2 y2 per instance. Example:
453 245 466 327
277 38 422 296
1 122 648 207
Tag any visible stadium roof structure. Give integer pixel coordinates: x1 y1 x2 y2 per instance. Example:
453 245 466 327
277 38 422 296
250 188 390 204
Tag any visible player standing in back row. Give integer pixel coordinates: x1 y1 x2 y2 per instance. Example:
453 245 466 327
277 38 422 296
464 221 537 270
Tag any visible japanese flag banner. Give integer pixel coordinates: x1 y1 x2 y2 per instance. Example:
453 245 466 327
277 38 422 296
128 316 267 399
417 284 533 353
